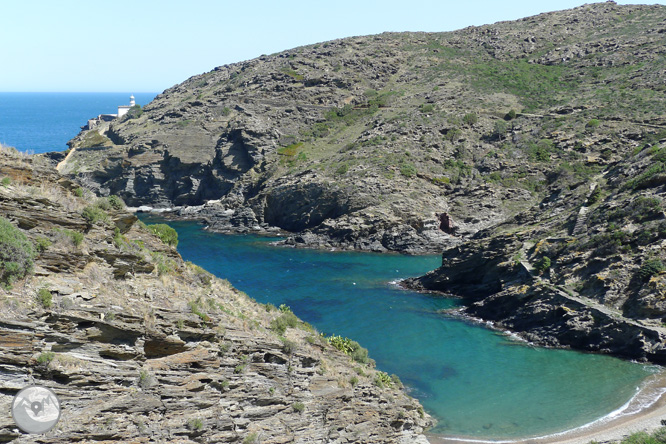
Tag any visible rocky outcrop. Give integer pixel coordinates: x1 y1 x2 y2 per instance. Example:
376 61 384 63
0 149 431 443
407 133 666 364
59 3 666 253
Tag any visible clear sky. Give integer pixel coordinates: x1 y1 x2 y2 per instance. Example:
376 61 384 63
2 0 664 93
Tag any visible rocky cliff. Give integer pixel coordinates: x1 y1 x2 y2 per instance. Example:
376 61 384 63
60 2 666 253
407 129 666 363
0 147 431 443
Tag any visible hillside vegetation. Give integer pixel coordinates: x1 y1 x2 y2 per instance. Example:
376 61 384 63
60 2 666 253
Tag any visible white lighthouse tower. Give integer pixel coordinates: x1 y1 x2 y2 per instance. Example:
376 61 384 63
117 94 135 118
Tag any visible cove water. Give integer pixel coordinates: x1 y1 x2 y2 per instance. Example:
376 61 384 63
0 92 157 154
141 216 658 441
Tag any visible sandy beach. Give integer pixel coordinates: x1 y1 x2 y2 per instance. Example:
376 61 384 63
428 371 666 444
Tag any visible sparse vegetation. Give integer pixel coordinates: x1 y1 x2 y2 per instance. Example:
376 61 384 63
0 217 36 287
147 223 178 247
292 402 305 413
638 259 665 281
36 351 55 365
36 287 52 308
187 418 204 431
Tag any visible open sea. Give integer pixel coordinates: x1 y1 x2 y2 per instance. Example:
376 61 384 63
0 92 158 153
2 92 662 441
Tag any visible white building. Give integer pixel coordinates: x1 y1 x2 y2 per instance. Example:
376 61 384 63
117 95 136 118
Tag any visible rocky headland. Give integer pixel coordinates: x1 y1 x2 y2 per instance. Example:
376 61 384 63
0 147 431 443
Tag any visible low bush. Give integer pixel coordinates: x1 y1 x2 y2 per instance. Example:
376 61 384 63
107 195 125 210
187 418 203 431
81 205 109 225
147 223 178 247
36 287 52 308
292 402 305 413
638 259 665 281
53 228 84 247
400 162 417 178
463 113 478 125
327 335 370 364
270 312 298 335
36 351 55 365
374 371 393 388
534 256 551 274
0 217 36 287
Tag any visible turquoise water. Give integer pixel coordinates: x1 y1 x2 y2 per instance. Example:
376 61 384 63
0 92 157 153
142 216 656 440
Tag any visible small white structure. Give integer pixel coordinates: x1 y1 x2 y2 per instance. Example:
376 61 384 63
117 95 136 118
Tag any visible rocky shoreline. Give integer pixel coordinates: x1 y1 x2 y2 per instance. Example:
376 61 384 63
0 148 432 443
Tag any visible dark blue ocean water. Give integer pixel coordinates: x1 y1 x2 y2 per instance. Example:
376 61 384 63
0 92 157 153
141 216 657 441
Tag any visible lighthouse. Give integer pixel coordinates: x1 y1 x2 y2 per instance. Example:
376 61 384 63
117 94 136 118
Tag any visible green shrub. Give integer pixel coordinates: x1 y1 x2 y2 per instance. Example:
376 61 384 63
74 187 84 197
374 371 393 388
147 223 178 247
586 119 600 129
281 338 297 355
243 432 259 444
535 256 551 274
188 300 211 323
1 177 10 186
335 164 349 175
419 103 435 113
81 205 109 224
0 217 36 287
187 418 203 431
462 113 478 125
504 109 517 120
34 236 52 252
292 402 305 413
138 370 155 388
350 376 359 387
123 104 143 121
444 128 462 142
36 351 55 365
61 229 84 247
400 162 417 178
270 312 298 335
638 259 665 281
327 335 370 364
36 287 52 308
107 195 125 210
493 120 508 139
625 162 666 190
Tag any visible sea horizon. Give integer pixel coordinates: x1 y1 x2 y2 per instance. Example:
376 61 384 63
0 92 158 154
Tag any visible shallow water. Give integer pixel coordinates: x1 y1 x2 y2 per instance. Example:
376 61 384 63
140 216 658 440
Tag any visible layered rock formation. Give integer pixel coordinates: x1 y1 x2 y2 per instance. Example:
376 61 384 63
0 148 431 443
59 2 666 253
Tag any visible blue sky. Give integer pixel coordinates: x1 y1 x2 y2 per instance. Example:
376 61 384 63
3 0 664 93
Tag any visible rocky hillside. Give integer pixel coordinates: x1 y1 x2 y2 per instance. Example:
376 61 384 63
58 2 666 253
407 125 666 364
0 147 430 443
